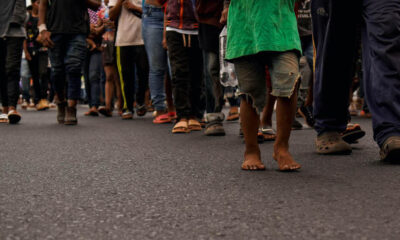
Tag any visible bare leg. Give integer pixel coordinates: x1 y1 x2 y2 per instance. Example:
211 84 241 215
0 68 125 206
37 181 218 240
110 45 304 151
273 91 301 171
104 66 115 110
241 98 265 170
260 92 277 127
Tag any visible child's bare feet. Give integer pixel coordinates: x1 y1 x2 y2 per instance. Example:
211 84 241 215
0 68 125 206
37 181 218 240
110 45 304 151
273 146 301 171
242 149 265 170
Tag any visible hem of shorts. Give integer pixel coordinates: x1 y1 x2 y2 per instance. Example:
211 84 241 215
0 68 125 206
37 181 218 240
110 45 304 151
237 92 261 115
270 73 301 99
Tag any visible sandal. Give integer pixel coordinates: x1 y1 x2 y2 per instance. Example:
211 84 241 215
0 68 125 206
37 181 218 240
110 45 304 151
316 131 352 155
153 113 172 124
85 109 99 116
260 126 276 141
168 112 177 120
0 113 8 123
226 107 239 121
172 119 190 133
98 107 113 117
136 105 147 117
188 119 202 131
342 123 365 144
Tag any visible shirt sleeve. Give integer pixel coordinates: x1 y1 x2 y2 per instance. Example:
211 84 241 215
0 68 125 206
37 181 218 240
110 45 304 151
109 0 117 7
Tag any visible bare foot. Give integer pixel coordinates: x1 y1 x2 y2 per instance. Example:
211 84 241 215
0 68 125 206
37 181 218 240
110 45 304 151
273 148 301 171
242 150 266 171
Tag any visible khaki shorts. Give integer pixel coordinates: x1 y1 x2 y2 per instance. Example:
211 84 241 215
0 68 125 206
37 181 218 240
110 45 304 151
233 51 300 113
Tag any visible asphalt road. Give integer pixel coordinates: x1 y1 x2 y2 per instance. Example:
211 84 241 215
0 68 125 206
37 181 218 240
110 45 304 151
1 106 399 240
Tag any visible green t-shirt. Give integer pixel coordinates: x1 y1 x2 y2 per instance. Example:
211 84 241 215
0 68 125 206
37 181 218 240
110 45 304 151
226 0 302 60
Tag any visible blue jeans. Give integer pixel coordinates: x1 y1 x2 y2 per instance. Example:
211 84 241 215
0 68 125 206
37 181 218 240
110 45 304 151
49 34 87 101
20 58 31 101
142 3 168 111
312 0 400 146
88 51 103 107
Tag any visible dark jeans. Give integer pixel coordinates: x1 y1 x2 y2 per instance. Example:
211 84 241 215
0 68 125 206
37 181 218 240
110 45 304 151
312 0 400 146
0 37 24 108
83 50 103 107
27 51 50 103
117 45 149 111
49 34 87 101
166 31 203 119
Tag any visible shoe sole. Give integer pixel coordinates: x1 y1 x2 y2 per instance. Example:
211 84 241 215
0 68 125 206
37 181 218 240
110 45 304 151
342 130 366 144
64 121 77 125
317 148 352 155
205 129 226 136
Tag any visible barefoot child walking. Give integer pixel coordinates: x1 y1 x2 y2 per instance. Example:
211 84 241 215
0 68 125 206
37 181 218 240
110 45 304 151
225 0 302 171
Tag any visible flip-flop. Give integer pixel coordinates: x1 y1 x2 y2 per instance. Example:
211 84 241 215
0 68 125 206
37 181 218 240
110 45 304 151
260 126 276 141
342 123 365 144
153 113 172 124
188 119 202 131
172 120 190 133
226 111 239 121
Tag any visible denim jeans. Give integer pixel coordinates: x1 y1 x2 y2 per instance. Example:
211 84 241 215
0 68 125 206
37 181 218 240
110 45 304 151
20 58 31 101
0 37 24 108
49 34 87 101
88 50 103 107
142 3 168 111
312 0 400 146
203 50 224 113
27 51 50 103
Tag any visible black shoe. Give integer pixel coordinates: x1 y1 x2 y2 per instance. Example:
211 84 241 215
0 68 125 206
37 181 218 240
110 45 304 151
298 105 315 127
292 118 303 130
64 107 77 125
380 136 400 162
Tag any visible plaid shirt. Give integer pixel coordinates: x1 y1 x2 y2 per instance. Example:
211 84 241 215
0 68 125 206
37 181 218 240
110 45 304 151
88 8 99 25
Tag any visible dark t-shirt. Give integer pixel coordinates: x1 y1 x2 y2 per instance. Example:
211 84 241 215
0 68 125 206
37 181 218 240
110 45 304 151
26 14 40 55
46 0 89 34
297 0 312 37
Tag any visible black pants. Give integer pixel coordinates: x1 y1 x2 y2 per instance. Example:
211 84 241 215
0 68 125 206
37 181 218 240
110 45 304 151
0 37 23 108
117 45 149 112
166 31 203 119
27 51 50 103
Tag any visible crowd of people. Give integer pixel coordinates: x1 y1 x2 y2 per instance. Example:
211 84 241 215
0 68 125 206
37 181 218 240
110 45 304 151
1 0 399 170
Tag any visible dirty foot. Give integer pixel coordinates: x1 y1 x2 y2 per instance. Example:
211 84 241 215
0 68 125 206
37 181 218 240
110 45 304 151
273 148 301 172
242 150 265 171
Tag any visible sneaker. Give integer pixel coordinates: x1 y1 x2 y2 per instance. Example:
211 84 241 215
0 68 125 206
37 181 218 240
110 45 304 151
64 107 77 125
8 109 21 124
298 105 315 127
36 99 50 111
204 113 225 136
316 131 352 155
292 118 303 130
57 102 66 124
0 113 8 123
380 136 400 162
21 100 28 110
122 110 133 120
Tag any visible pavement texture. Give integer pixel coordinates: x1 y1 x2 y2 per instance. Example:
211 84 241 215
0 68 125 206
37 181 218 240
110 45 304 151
0 106 399 240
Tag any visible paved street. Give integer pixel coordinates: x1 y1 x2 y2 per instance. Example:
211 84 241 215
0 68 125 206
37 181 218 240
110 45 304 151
1 107 399 240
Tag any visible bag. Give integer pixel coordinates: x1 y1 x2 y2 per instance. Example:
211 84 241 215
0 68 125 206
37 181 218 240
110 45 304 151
219 26 238 87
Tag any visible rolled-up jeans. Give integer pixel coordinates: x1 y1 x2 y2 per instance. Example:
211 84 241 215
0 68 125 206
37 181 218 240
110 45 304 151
142 3 168 111
49 34 87 101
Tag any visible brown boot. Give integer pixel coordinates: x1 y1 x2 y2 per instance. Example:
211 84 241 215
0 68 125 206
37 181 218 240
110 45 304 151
64 106 77 125
57 102 66 124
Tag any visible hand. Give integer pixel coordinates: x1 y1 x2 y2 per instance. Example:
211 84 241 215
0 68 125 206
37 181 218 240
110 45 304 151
123 1 137 11
220 7 229 25
87 38 97 51
40 30 54 48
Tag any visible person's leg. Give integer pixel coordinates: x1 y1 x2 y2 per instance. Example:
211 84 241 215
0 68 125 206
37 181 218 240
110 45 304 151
0 39 8 112
311 0 360 134
133 45 150 112
28 54 40 104
20 58 31 104
166 31 192 120
64 34 87 124
104 65 115 111
142 8 168 113
88 51 102 113
362 0 400 160
117 46 135 115
202 51 215 114
38 52 50 101
234 55 267 170
188 35 203 120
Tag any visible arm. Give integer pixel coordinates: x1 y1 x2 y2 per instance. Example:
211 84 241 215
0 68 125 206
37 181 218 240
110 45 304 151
86 0 101 10
38 0 54 48
109 0 125 21
220 0 230 24
123 1 142 14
